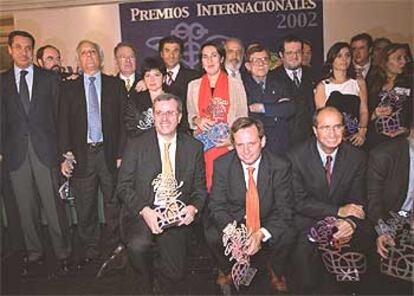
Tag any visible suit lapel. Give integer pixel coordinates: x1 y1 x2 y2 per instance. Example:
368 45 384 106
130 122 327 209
309 141 330 195
329 144 346 196
257 154 270 203
30 66 41 113
6 69 28 117
231 155 246 201
151 130 162 175
175 133 186 183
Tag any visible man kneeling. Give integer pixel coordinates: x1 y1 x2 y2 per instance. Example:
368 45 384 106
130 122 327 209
205 117 295 293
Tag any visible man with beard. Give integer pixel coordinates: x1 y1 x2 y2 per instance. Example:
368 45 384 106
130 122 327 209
224 37 245 80
36 45 62 72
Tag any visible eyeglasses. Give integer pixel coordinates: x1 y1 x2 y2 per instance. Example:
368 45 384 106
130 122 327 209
317 124 344 133
250 57 270 65
154 110 179 118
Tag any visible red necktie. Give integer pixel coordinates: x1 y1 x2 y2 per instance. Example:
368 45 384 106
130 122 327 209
246 167 260 233
325 155 333 186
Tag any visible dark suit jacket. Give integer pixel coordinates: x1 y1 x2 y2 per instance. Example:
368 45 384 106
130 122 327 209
1 66 60 171
59 73 125 177
273 66 315 146
243 73 296 154
116 71 140 98
207 149 293 245
163 64 199 132
288 139 367 231
367 137 410 225
117 128 207 221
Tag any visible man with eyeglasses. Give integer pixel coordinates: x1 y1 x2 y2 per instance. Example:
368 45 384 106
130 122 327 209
117 93 207 294
59 40 125 266
242 44 296 154
274 35 315 147
113 42 140 96
2 30 71 276
287 106 368 294
36 44 62 72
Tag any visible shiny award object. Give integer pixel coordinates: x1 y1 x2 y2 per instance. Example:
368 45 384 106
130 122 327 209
151 165 186 230
375 211 414 282
194 122 230 151
222 221 257 290
308 216 366 281
375 87 410 135
58 152 76 201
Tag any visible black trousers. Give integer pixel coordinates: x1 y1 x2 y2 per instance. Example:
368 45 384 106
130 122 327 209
121 210 190 294
204 222 293 277
71 146 119 259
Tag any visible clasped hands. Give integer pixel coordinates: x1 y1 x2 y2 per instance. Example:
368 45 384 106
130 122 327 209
140 205 198 235
334 203 365 241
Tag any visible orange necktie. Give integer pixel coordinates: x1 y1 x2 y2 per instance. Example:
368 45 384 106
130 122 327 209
246 167 260 233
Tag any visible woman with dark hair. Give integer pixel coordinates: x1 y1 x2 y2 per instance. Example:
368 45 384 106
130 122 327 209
314 42 369 147
123 57 166 138
187 41 247 190
366 43 412 149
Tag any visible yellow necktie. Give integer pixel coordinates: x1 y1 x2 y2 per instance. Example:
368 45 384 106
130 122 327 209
125 78 131 91
162 142 173 177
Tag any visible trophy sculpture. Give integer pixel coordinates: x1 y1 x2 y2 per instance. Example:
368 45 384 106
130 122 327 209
375 211 414 282
222 221 258 290
58 152 76 201
151 147 186 230
308 216 367 281
375 87 410 135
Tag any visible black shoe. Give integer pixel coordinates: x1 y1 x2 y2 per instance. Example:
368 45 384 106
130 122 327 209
60 258 71 273
21 257 44 278
96 244 127 278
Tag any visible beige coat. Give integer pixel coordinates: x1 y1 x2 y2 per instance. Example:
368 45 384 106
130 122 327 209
186 75 248 130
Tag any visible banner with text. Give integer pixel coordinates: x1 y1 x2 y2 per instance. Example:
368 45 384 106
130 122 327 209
120 0 323 72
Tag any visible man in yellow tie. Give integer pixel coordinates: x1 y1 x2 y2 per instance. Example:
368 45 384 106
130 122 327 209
117 93 207 294
205 117 295 293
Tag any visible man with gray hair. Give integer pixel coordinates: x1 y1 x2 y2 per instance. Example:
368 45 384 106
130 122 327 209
224 37 245 80
59 40 125 266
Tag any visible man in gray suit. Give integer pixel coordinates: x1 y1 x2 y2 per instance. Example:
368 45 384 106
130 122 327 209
1 30 70 275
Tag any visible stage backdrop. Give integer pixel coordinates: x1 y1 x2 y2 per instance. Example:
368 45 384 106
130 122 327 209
120 0 323 73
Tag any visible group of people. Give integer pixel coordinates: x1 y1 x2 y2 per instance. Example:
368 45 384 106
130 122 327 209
1 28 413 295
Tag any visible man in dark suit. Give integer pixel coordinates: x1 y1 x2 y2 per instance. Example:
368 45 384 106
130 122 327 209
224 37 245 80
350 32 380 94
1 30 70 273
205 117 295 293
59 40 125 263
274 35 315 147
366 131 413 295
288 106 368 294
113 42 140 97
243 44 296 155
117 93 207 294
158 36 199 132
